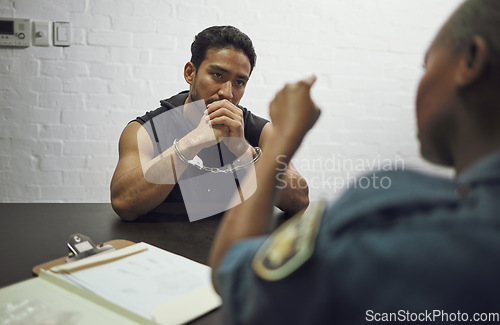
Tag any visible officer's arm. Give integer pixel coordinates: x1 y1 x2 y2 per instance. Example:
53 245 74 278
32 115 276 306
210 77 320 291
259 123 310 214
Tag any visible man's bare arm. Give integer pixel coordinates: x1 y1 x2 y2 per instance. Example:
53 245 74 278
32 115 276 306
110 122 207 221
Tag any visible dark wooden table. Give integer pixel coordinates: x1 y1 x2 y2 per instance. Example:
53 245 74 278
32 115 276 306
0 203 225 324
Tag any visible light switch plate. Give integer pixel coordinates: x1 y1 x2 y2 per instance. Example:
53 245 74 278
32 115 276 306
33 21 49 46
53 22 70 46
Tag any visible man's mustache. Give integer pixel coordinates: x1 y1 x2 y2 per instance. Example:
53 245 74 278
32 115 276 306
206 98 221 105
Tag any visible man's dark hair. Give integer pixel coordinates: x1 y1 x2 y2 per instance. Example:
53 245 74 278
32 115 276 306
190 26 257 74
447 0 500 78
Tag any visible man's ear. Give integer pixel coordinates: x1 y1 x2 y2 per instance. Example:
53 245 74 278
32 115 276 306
184 62 196 85
456 36 488 87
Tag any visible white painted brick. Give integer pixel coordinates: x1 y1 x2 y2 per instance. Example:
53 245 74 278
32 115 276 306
151 52 185 74
40 185 86 201
132 1 173 18
23 170 63 186
88 30 131 47
331 61 385 79
63 141 108 155
86 125 124 141
62 170 81 185
85 94 131 110
0 3 13 14
389 28 435 54
32 77 63 92
10 0 43 15
88 63 132 80
132 33 176 50
7 184 41 202
109 79 151 96
63 78 108 94
148 82 185 99
110 48 150 64
68 0 86 13
106 109 139 127
0 123 37 140
132 65 177 81
176 4 219 24
39 125 85 140
130 96 161 114
71 14 93 29
71 29 86 46
38 0 69 19
61 110 106 126
90 0 133 16
0 59 12 74
107 141 119 155
263 71 303 88
40 156 86 171
156 19 200 38
79 170 108 186
7 57 38 76
112 16 156 32
0 122 16 138
86 186 111 202
384 65 421 82
66 46 109 62
39 93 85 109
91 16 112 30
11 139 63 156
90 0 134 16
3 107 60 125
29 47 64 60
86 155 117 169
40 61 89 77
8 153 38 172
1 173 11 202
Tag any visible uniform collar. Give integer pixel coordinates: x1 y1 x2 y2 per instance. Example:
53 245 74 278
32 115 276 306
457 151 500 186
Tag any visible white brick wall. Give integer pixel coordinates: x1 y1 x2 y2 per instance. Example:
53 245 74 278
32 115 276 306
0 0 462 203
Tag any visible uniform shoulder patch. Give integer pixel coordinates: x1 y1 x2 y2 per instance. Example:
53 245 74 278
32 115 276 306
252 200 327 281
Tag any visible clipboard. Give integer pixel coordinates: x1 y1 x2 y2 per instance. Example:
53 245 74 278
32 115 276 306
3 241 221 325
32 239 136 276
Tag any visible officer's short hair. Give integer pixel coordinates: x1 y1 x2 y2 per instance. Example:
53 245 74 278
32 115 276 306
446 0 500 80
190 26 257 75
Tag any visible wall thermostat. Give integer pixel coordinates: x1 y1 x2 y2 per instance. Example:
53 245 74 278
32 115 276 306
0 18 30 48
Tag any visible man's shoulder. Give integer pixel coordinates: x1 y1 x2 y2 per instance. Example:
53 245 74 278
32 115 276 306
132 91 189 125
159 90 190 110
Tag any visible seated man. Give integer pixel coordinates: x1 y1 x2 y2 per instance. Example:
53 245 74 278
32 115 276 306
110 26 309 221
210 0 500 323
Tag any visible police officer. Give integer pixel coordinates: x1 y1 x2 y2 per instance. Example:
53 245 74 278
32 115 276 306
209 0 500 323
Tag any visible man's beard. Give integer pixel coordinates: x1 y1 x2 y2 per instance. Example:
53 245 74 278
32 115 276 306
190 77 220 107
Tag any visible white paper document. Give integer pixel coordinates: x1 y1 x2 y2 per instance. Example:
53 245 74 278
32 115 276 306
57 242 221 324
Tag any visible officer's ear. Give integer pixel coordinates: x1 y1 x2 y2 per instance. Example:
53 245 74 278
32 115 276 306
184 62 196 85
456 36 488 88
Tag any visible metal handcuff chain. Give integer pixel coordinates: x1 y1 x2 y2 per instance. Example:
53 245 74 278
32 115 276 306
173 138 261 174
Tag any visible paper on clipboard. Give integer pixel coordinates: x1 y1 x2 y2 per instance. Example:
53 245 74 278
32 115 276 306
53 242 221 324
50 242 148 273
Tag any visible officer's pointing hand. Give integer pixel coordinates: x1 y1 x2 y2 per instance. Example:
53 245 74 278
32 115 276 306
270 76 321 142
